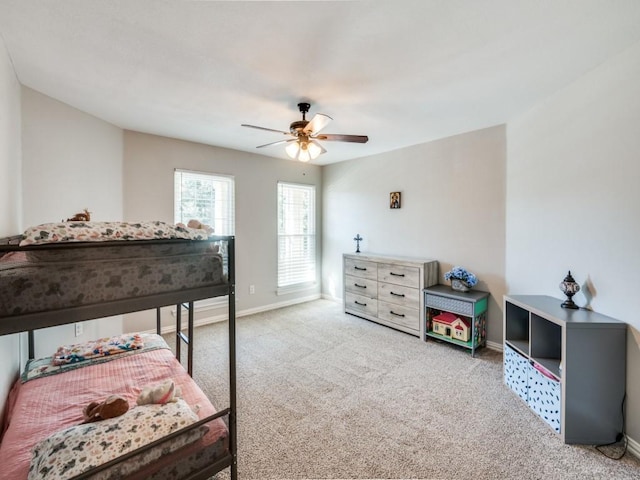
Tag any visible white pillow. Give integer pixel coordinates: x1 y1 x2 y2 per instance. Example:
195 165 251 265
28 399 206 480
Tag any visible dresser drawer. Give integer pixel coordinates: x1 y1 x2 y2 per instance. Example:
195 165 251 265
345 292 378 317
345 274 377 298
425 293 473 316
344 258 378 280
378 263 420 288
378 301 419 331
377 283 419 309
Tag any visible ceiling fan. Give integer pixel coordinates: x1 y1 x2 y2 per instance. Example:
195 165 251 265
241 102 368 162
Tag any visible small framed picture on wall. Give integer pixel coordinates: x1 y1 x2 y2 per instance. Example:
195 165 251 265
390 192 401 209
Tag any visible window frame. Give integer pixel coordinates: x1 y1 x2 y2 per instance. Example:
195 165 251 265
174 168 235 309
276 181 317 295
174 168 235 236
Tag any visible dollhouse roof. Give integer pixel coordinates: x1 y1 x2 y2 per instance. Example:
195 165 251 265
433 312 458 324
433 312 470 328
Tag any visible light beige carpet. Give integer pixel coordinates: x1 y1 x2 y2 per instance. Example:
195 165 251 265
171 299 639 479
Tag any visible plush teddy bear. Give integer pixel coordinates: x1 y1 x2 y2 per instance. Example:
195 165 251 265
187 219 214 235
66 208 91 222
136 379 182 406
82 395 129 423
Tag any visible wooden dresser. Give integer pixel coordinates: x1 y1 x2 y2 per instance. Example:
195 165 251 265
343 253 438 337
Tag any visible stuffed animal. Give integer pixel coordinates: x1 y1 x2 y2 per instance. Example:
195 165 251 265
66 208 91 222
136 379 182 406
82 395 129 423
187 219 214 235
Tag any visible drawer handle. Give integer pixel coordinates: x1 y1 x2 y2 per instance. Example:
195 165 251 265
355 301 367 306
354 266 367 271
390 272 405 277
390 310 405 317
390 291 405 297
354 283 367 289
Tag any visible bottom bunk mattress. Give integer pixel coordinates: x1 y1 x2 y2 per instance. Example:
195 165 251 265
0 334 229 479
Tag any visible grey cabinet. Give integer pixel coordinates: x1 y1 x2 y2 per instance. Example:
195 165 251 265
503 295 626 444
343 253 438 337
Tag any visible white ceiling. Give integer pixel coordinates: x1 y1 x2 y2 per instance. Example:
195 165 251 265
1 0 640 165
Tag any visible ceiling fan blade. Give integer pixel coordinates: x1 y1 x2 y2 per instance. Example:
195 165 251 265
314 133 369 143
303 113 332 135
256 138 297 149
241 124 291 135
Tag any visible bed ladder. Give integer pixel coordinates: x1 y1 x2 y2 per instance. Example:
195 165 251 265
156 301 195 376
176 301 195 376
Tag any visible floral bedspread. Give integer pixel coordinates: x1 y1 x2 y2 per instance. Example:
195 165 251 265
19 220 209 246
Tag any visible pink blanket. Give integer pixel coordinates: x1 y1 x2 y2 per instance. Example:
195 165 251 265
0 341 228 479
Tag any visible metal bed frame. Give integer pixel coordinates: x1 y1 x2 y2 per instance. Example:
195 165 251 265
0 235 237 480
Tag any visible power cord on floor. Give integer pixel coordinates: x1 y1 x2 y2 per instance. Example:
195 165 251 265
595 393 627 460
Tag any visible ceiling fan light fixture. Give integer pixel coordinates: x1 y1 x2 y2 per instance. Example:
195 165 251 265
285 137 320 162
298 148 311 163
285 141 300 159
307 140 323 160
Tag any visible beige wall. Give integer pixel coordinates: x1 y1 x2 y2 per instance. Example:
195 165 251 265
506 40 640 443
322 125 507 347
0 36 22 418
0 44 21 237
21 88 124 226
20 88 125 357
122 131 322 333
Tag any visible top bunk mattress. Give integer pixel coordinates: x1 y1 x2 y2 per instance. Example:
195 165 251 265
0 221 230 323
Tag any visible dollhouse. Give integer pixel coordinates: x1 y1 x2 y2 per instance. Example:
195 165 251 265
432 311 471 342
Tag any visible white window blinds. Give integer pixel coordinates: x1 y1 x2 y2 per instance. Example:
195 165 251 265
277 182 316 289
174 169 235 235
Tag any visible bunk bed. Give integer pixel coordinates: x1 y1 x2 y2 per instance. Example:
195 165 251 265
0 221 237 480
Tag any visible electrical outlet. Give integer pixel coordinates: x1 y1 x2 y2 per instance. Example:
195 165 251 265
249 285 255 294
74 323 83 337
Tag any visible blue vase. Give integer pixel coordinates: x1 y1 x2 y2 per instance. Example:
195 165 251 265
451 278 471 292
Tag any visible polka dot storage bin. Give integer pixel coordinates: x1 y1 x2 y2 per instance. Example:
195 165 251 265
504 344 529 402
528 364 562 433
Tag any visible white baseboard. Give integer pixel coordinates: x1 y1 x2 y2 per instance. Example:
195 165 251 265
627 434 640 459
148 294 322 336
321 293 342 303
238 293 321 318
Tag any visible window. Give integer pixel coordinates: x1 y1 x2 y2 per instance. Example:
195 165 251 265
174 169 235 235
174 169 234 309
277 182 316 291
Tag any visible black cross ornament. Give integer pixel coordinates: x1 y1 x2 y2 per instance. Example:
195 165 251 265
353 234 363 253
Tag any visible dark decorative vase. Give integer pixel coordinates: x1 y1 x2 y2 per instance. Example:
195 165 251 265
559 270 580 309
451 278 471 292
